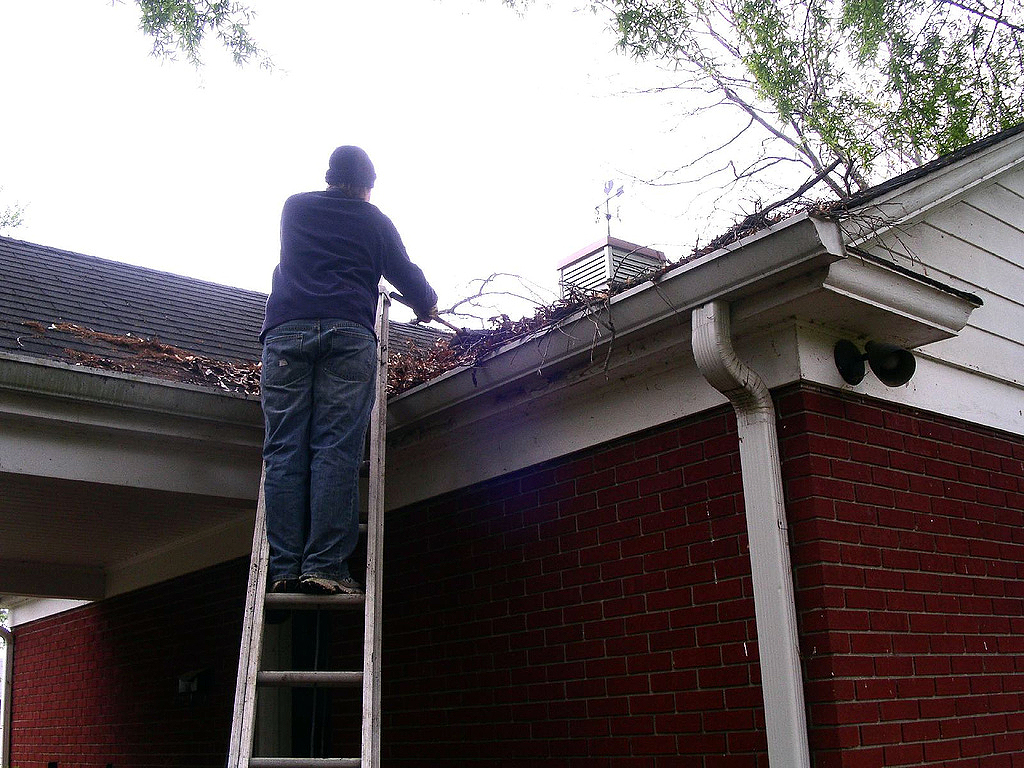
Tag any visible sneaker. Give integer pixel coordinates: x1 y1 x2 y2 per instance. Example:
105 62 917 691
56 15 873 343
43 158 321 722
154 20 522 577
269 578 300 593
300 574 365 596
265 578 299 625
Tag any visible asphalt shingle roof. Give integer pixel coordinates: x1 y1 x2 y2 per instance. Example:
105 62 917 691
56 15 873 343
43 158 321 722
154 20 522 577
842 121 1024 210
0 236 443 376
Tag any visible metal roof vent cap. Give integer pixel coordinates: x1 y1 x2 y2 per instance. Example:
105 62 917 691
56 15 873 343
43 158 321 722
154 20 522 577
558 236 666 298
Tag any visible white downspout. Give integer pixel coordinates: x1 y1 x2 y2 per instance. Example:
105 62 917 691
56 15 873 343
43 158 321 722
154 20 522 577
691 300 810 767
0 625 11 768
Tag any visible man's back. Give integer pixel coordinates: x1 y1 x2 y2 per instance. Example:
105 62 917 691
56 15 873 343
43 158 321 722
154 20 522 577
262 190 435 337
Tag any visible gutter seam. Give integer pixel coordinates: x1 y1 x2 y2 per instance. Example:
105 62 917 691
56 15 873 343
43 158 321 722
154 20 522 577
691 299 811 768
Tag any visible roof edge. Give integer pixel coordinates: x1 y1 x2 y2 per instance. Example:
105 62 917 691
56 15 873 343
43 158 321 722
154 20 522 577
843 122 1024 210
389 213 846 424
840 123 1024 244
0 351 261 425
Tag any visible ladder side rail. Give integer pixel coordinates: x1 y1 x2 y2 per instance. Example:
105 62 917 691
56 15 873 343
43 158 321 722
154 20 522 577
227 467 271 767
361 290 390 768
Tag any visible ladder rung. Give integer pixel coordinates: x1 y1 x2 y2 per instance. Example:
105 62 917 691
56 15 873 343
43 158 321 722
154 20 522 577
257 670 362 688
265 593 365 610
249 759 360 767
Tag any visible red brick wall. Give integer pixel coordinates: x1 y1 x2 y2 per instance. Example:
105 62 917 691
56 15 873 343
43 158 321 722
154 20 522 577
10 384 1024 767
10 558 247 768
779 386 1024 768
382 407 769 767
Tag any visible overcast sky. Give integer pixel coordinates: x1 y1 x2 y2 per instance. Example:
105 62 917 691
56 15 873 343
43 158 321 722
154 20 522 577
1 0 758 322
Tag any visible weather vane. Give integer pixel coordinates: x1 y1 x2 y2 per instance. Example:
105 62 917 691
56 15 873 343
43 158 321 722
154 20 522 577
596 179 624 238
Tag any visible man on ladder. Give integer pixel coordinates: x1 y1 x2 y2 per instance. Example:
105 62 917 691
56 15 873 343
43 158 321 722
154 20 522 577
259 145 438 596
228 145 438 766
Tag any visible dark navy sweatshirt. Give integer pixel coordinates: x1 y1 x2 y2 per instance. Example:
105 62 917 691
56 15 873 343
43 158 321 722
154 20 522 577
261 190 437 339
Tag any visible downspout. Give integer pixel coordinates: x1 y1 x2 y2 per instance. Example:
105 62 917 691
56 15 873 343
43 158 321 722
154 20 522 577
691 300 810 767
1 625 11 768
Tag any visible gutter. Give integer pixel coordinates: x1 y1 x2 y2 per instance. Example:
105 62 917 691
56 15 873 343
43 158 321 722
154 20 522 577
692 300 811 767
0 351 263 471
0 350 260 426
390 213 846 430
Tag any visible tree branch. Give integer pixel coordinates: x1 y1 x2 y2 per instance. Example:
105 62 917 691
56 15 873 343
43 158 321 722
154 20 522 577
440 273 557 321
939 0 1024 32
645 116 756 183
753 157 844 220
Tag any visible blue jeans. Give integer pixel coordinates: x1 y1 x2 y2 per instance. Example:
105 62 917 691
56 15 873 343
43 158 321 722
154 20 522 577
261 319 377 583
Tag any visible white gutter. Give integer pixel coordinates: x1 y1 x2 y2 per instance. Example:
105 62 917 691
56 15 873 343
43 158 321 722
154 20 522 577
390 213 847 431
1 625 11 768
0 350 261 426
691 300 810 767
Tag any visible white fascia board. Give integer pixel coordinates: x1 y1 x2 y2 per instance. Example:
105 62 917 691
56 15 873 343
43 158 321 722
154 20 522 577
3 597 91 627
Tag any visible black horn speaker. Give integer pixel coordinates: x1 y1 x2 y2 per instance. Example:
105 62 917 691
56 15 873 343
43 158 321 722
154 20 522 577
833 339 866 385
834 340 916 387
865 341 916 387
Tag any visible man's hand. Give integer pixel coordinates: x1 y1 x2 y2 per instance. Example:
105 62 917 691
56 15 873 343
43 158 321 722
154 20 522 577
416 305 462 334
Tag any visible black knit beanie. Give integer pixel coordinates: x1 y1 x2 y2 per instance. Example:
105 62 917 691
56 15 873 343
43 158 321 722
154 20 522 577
326 145 376 188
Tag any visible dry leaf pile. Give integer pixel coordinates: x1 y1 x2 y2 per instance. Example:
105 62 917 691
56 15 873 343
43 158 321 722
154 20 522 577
21 321 262 394
386 288 613 394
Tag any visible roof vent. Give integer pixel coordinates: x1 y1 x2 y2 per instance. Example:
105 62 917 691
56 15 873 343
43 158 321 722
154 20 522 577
558 236 666 297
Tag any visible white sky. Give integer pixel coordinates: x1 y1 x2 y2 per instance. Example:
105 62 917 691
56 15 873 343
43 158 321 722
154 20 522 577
0 0 764 322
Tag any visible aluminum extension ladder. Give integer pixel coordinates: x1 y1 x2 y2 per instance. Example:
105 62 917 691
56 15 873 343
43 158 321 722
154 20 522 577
227 291 391 768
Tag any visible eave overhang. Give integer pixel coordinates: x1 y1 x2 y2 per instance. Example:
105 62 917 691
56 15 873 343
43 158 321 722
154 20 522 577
0 351 262 495
386 212 981 508
0 352 262 605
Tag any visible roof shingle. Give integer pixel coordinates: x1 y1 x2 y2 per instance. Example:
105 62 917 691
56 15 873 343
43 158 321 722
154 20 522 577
0 236 444 385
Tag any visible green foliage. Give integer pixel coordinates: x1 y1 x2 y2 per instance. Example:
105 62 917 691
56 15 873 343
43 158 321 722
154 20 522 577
0 189 24 232
0 207 23 232
130 0 271 67
591 0 1024 194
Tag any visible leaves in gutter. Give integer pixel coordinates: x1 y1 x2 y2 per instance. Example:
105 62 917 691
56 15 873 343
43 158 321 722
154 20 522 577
16 201 855 397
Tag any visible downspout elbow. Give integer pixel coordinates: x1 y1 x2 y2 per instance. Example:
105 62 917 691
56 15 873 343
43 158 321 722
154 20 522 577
691 302 774 422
